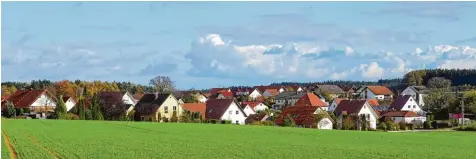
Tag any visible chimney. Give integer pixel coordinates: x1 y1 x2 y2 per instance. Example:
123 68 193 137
154 92 159 99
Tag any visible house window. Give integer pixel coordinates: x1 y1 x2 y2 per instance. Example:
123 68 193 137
236 110 239 114
228 111 232 115
173 106 177 111
408 105 410 108
392 117 395 121
410 98 413 101
413 105 416 108
235 120 239 124
164 106 168 113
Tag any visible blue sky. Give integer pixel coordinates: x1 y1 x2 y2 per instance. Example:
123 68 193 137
2 2 476 89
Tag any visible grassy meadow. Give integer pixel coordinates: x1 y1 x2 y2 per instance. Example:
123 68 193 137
1 119 476 159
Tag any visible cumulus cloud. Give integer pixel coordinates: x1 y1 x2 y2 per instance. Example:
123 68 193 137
184 34 476 82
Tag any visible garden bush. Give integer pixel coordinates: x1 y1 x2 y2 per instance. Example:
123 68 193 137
162 117 169 123
423 121 432 129
398 121 407 130
456 123 476 131
377 123 388 131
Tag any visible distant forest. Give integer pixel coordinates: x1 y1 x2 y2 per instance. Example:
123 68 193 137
2 69 476 96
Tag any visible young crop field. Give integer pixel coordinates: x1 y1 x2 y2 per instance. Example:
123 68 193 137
1 119 476 159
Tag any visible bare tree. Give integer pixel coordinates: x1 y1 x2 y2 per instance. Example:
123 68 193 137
149 76 175 93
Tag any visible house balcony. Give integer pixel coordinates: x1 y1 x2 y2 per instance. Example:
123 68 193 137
29 106 55 112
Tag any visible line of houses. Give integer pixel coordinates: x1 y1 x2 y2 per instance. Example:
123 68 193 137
1 84 431 130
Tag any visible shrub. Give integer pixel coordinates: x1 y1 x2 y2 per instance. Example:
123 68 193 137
225 120 232 124
456 123 476 131
342 118 356 130
14 116 27 119
67 113 80 120
431 121 438 129
377 123 388 131
220 120 226 124
170 111 178 123
423 121 432 129
406 123 415 130
209 119 217 124
162 117 169 123
398 121 407 130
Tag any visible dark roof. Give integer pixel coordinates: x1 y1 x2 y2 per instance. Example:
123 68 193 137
245 113 269 124
409 86 430 94
134 93 171 115
2 89 57 109
275 106 332 126
339 85 355 92
334 100 368 115
389 95 411 110
373 105 389 112
315 85 345 94
209 88 229 94
205 99 244 120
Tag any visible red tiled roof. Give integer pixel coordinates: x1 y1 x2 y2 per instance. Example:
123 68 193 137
367 86 394 95
381 111 419 117
133 92 144 100
389 95 411 110
294 93 328 107
2 89 57 108
182 103 206 119
334 98 343 105
245 113 268 124
367 99 380 107
219 92 234 98
334 100 367 115
242 101 261 109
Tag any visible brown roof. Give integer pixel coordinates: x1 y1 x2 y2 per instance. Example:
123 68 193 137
2 89 57 108
367 86 394 95
242 101 262 109
182 103 206 119
367 99 380 107
381 111 419 117
389 95 411 110
133 92 144 100
265 89 279 96
205 99 244 120
339 85 355 92
334 100 368 115
253 86 283 94
209 88 229 94
294 93 328 107
134 93 171 115
275 106 331 127
245 113 269 124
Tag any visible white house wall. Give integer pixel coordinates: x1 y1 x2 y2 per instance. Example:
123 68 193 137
400 97 422 112
243 106 256 116
249 90 262 99
357 103 377 129
31 94 57 107
220 102 247 125
254 103 268 112
198 95 207 103
318 118 333 130
65 99 76 111
122 93 136 105
328 100 338 112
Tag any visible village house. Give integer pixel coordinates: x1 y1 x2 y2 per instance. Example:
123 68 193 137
328 98 343 112
216 91 234 99
1 89 57 118
389 95 424 113
134 93 183 122
209 88 231 95
284 85 304 92
360 86 394 100
334 100 379 129
132 92 144 103
275 106 334 129
262 88 279 97
294 92 329 110
248 88 263 99
401 86 429 107
245 113 269 124
235 88 251 96
205 99 247 125
62 96 76 112
381 111 426 125
182 103 206 120
313 85 345 99
272 92 307 110
180 91 208 103
339 85 356 98
253 86 286 94
99 92 137 116
240 101 268 116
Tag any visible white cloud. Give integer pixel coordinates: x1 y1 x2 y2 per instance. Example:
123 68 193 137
361 62 385 79
184 34 476 82
438 60 476 69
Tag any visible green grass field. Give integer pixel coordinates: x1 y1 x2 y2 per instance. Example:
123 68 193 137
2 119 476 159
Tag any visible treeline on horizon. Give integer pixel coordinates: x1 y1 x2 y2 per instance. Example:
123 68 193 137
2 69 476 98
